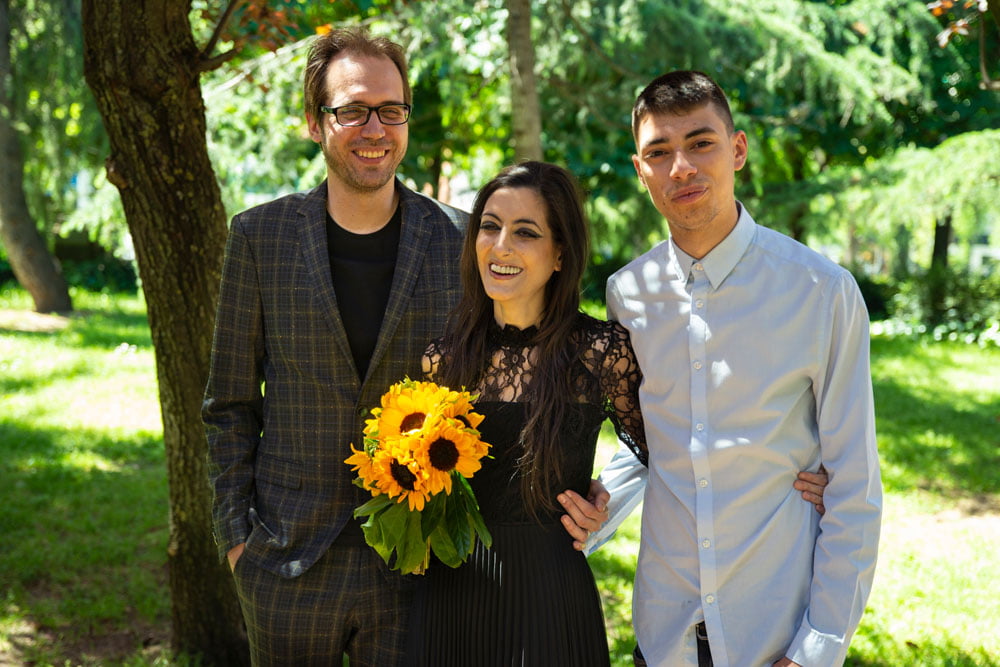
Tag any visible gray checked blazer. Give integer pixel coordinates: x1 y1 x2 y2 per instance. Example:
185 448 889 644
203 179 467 578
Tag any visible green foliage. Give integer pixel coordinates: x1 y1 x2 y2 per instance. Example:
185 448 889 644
7 0 110 245
804 130 1000 279
884 266 1000 346
58 257 139 294
202 40 323 218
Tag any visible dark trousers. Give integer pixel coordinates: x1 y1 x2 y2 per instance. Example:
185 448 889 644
233 542 417 666
633 622 713 667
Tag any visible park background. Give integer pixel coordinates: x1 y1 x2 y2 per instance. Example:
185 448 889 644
1 0 998 665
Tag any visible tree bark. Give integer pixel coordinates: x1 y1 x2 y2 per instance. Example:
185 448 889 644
0 0 72 313
506 0 543 161
81 0 247 662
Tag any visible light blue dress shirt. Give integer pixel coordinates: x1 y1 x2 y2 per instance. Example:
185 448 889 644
598 206 882 667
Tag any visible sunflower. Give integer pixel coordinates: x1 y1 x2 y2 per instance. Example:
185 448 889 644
440 390 486 432
345 444 379 493
411 417 489 495
344 378 494 574
369 437 432 511
375 380 449 439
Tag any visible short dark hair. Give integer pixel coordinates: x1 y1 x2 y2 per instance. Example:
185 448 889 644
632 70 735 141
303 27 411 121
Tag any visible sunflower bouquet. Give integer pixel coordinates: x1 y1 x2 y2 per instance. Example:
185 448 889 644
345 378 493 575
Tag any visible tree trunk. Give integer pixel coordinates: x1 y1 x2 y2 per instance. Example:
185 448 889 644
931 215 952 271
81 1 248 663
927 215 953 325
0 0 72 313
506 0 543 161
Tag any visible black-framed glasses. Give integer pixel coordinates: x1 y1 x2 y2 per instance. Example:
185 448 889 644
319 103 411 127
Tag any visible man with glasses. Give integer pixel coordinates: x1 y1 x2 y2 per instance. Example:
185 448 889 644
203 27 467 664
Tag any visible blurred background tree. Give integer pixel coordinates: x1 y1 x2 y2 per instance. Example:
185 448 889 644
0 0 85 312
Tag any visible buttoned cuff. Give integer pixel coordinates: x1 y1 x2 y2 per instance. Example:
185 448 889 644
786 620 845 667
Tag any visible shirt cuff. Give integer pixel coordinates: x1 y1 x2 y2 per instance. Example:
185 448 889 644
785 620 845 667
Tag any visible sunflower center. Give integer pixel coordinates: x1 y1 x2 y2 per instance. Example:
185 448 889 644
428 437 460 472
400 412 426 433
390 460 417 490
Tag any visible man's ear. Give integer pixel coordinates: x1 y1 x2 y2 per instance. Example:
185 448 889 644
306 112 323 143
632 154 646 189
732 130 748 172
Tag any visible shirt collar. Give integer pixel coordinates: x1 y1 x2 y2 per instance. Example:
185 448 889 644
669 202 755 289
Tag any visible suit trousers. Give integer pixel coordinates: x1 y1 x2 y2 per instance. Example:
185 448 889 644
233 540 418 666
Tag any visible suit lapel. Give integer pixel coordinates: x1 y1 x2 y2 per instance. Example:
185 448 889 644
296 181 358 376
364 184 431 385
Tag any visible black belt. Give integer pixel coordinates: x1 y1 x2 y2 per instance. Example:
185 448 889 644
696 622 713 667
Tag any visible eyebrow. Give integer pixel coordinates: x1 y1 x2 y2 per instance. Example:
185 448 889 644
641 125 718 151
482 211 543 228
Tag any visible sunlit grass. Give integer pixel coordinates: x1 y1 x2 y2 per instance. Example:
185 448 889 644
2 287 998 665
1 287 168 664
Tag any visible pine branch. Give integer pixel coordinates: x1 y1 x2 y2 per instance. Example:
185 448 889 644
557 0 641 81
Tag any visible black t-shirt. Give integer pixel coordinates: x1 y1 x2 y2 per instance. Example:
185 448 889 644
326 206 402 380
327 206 402 545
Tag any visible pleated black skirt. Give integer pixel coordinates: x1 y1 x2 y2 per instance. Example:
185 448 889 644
406 522 611 667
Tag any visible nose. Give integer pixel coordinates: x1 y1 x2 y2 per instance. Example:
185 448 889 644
494 227 513 255
360 114 386 139
670 150 696 180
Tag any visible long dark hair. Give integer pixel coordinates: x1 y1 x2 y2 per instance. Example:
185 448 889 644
438 161 590 519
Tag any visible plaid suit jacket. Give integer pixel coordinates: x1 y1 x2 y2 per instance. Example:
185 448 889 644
203 180 467 578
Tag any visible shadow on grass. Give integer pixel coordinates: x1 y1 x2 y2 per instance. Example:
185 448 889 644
0 419 170 665
871 339 1000 497
69 308 153 350
0 304 152 351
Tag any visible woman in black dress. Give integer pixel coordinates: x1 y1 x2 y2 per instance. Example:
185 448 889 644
407 161 645 666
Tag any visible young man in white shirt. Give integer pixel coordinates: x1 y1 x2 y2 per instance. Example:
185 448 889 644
579 70 882 667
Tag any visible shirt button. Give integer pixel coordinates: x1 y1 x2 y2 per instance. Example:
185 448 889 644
705 594 716 604
695 299 704 308
696 423 705 431
699 479 708 488
693 361 703 370
694 263 704 271
702 539 711 549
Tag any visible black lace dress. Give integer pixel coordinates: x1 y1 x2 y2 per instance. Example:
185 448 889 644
407 313 647 667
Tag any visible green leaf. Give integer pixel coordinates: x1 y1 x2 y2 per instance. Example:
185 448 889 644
353 493 393 518
421 491 448 541
394 508 429 574
360 509 393 563
453 476 492 550
429 518 462 568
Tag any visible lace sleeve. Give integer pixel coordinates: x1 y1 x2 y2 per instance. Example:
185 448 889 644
422 337 446 382
599 322 648 466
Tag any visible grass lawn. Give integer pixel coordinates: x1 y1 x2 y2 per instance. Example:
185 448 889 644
1 286 998 666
